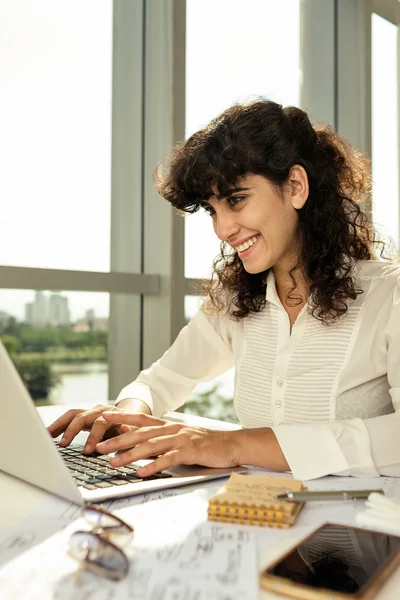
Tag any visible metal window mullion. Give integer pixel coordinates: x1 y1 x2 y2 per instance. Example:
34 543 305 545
0 265 159 294
109 0 145 400
300 0 336 126
336 0 372 162
141 0 186 369
183 278 205 297
372 0 400 24
171 0 186 342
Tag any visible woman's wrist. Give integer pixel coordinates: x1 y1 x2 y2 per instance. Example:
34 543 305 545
231 427 289 471
115 397 152 415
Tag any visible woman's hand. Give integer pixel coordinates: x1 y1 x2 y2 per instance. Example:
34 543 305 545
47 405 135 454
95 411 241 477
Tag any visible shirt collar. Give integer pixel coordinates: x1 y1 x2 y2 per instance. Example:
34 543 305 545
265 270 282 308
265 270 311 311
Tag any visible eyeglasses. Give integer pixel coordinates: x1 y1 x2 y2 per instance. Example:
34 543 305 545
68 504 134 582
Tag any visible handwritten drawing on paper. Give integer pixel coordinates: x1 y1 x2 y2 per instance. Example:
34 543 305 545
0 490 258 600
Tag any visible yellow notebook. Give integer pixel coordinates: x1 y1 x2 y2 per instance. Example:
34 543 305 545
208 473 306 528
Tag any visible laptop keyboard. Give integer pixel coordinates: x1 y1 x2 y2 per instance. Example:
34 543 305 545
54 441 172 490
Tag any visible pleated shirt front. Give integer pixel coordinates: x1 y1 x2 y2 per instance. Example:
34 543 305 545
117 260 400 480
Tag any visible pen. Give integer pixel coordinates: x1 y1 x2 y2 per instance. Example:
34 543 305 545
276 489 385 502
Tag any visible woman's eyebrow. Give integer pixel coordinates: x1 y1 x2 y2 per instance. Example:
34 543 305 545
217 186 251 200
201 187 252 206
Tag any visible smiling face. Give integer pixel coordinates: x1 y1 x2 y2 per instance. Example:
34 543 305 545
204 170 309 276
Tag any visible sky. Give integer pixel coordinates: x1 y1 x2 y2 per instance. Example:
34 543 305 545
0 0 112 320
0 1 398 322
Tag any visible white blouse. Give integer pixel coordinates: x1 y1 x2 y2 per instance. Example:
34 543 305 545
116 260 400 481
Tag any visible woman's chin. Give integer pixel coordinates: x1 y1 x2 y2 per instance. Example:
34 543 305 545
242 263 268 275
241 255 272 275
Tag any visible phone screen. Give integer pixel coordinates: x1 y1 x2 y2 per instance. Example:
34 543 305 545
265 524 400 595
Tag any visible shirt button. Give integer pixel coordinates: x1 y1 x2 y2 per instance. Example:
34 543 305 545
275 400 282 408
277 379 284 387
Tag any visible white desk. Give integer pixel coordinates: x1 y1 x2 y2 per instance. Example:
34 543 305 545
1 405 400 599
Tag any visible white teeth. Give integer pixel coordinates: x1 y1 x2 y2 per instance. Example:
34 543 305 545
235 236 258 253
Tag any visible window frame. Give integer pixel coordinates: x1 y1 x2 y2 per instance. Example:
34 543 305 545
0 0 186 400
2 0 399 404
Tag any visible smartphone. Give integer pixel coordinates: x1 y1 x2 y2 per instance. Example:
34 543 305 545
260 523 400 600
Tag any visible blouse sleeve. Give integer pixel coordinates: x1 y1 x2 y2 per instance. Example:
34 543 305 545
272 276 400 480
115 310 234 417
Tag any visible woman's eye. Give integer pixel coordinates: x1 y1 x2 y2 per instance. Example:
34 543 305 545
203 206 215 217
228 195 244 207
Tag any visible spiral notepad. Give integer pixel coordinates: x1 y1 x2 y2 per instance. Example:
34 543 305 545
208 473 306 528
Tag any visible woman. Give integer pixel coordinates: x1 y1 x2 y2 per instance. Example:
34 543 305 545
48 100 400 480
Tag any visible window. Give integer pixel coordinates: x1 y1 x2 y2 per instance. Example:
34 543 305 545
185 0 301 280
371 12 399 246
0 289 109 407
0 1 152 406
0 0 112 272
184 0 301 420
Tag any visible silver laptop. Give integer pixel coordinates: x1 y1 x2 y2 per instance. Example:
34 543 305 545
0 340 246 505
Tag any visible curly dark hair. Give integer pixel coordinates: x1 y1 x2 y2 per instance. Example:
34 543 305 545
155 99 385 323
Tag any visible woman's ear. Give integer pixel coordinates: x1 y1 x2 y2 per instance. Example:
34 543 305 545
287 165 309 209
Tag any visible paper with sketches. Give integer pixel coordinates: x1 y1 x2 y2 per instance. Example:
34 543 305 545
0 480 220 568
0 490 258 600
2 469 400 599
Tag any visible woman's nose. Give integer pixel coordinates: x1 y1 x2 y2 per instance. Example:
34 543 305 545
214 212 240 242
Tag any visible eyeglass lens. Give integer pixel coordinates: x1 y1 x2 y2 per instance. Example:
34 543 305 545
83 505 133 546
69 531 129 581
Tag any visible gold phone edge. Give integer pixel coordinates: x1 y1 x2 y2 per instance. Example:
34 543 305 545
259 523 400 600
